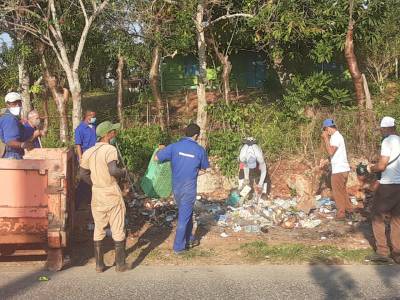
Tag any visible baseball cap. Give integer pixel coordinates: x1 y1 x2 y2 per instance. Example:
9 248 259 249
322 119 335 128
380 116 395 128
5 92 22 103
96 121 120 139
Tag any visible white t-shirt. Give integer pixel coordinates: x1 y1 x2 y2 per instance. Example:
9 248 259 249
380 135 400 184
239 144 264 169
330 131 350 174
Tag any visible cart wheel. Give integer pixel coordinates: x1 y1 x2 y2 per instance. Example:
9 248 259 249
46 248 64 271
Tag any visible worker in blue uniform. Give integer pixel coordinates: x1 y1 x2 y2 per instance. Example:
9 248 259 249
155 123 210 254
0 92 33 159
75 110 97 161
75 110 97 209
22 110 46 148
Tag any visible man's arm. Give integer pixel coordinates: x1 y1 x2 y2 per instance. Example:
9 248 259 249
3 119 33 150
74 127 83 161
258 161 267 187
321 131 337 157
79 167 92 185
6 140 33 150
370 156 390 173
371 138 393 172
155 144 172 162
107 160 126 178
254 145 267 187
76 145 83 161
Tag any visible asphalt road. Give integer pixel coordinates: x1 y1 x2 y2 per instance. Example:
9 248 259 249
0 263 399 299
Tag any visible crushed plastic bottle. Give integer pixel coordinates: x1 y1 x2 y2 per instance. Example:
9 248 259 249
244 225 260 233
300 219 322 228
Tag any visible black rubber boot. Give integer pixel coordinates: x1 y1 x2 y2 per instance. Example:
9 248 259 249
94 240 105 273
114 240 128 272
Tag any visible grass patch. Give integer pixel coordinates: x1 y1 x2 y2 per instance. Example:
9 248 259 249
182 248 215 260
240 241 373 264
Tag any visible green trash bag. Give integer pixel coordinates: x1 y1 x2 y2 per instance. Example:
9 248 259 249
140 148 172 198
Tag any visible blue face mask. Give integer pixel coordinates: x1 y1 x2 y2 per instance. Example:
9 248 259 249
90 117 96 124
110 137 117 145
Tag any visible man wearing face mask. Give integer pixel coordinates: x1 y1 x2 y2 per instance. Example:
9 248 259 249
79 121 128 272
75 110 97 162
22 110 46 148
75 110 97 209
0 92 33 159
321 118 353 220
155 123 210 254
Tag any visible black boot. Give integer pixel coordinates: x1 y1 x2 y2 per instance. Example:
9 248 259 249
94 240 105 273
114 240 128 272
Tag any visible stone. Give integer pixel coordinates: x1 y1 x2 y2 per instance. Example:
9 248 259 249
286 174 316 213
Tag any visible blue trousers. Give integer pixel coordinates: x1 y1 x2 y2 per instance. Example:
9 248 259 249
4 151 23 159
173 182 196 252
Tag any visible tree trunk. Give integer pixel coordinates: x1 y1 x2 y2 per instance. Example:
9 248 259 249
345 0 367 153
117 53 124 127
195 0 208 147
362 74 372 110
69 74 82 131
344 1 365 109
42 58 69 143
42 89 49 134
18 56 32 119
149 45 165 129
208 34 232 104
221 57 232 104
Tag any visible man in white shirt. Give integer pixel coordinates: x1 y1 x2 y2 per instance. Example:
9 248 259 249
321 119 352 220
367 116 400 263
238 137 268 197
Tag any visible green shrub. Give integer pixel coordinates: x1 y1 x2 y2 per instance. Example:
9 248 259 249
207 101 302 177
117 125 170 174
282 72 352 119
208 130 242 178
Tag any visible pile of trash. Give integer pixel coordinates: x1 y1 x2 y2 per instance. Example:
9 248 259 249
125 193 178 228
120 188 339 235
194 192 339 235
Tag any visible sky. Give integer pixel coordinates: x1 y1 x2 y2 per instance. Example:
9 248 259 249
0 33 12 48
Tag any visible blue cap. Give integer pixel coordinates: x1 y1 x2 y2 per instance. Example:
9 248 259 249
322 119 335 128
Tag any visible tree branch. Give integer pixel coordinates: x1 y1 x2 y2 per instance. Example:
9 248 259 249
72 0 110 72
48 0 63 42
207 13 254 27
162 49 178 60
79 0 89 23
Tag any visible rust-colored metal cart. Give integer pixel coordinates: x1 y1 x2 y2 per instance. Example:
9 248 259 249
0 148 75 271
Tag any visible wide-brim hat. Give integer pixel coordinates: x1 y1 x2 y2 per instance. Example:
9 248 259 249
96 121 120 139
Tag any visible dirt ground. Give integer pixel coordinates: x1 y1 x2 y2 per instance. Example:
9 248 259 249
69 201 375 268
67 155 377 268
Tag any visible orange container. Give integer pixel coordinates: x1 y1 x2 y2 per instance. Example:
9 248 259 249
0 148 75 270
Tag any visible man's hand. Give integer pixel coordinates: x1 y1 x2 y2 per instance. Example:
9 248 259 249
254 184 262 194
321 129 329 140
33 129 41 139
21 141 34 151
319 158 329 169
